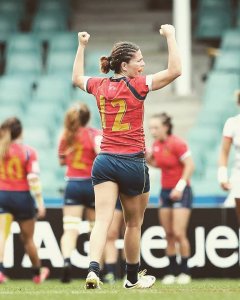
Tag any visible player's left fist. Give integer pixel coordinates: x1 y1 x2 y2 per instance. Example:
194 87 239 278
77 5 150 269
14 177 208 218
78 32 90 46
159 24 175 38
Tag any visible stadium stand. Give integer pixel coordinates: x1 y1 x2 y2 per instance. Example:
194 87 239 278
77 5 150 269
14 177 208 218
195 0 233 39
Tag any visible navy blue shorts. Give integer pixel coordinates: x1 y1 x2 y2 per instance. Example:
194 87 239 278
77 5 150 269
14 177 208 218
0 191 36 221
92 153 150 196
64 179 95 209
160 186 193 209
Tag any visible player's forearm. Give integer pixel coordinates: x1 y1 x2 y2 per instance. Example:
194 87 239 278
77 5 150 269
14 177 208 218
219 151 228 167
72 44 85 87
27 174 44 207
181 160 194 182
166 36 182 78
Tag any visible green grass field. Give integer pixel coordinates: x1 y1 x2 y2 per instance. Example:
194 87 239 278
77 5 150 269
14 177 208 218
0 280 240 300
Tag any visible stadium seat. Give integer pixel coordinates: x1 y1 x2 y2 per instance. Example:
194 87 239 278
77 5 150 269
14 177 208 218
214 51 240 72
37 0 70 17
198 0 232 11
0 75 33 108
0 1 24 19
221 29 240 50
5 52 43 76
187 127 222 152
46 50 75 76
86 50 109 76
0 14 18 43
23 105 61 135
48 32 77 52
0 105 23 123
71 86 96 104
33 75 72 107
32 13 68 42
6 33 42 57
24 127 51 150
195 0 233 40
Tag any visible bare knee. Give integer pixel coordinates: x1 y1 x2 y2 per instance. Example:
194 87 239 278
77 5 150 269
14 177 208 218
173 230 186 243
165 231 175 244
20 233 33 246
107 229 119 241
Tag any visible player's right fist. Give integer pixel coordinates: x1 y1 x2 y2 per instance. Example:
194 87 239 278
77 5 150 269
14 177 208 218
159 24 175 38
78 32 90 46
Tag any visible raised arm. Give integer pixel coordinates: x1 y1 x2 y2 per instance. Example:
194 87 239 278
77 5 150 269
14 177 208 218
72 31 90 90
151 24 182 91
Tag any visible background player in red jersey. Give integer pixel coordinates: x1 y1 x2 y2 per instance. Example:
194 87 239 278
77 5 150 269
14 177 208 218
72 24 181 289
58 102 101 283
147 113 194 285
0 117 49 284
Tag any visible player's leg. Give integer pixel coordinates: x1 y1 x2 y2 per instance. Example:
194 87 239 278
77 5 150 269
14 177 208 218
86 181 118 288
120 192 155 288
60 205 84 283
85 207 95 232
172 208 191 284
235 198 240 224
103 206 123 284
159 208 178 284
172 186 192 284
0 213 12 283
18 218 49 283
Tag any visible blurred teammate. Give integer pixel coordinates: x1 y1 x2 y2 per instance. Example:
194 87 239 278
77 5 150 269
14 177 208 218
218 91 240 223
58 102 101 283
0 117 49 284
103 199 124 284
72 24 181 289
147 113 194 284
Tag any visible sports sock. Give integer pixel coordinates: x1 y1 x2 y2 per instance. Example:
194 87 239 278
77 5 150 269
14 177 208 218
126 262 139 284
105 263 116 277
0 262 4 273
64 258 71 267
168 255 178 276
180 256 190 275
89 261 100 277
32 266 40 276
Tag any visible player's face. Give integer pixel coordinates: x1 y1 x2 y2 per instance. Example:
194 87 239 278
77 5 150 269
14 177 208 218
149 118 168 140
125 49 145 77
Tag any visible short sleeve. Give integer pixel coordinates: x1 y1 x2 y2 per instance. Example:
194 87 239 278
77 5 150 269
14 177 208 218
223 118 234 138
129 75 152 100
86 77 104 96
25 148 40 175
173 138 191 161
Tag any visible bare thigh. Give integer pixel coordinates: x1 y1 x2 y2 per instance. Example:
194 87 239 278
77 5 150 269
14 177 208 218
120 192 149 225
159 208 173 235
172 208 191 236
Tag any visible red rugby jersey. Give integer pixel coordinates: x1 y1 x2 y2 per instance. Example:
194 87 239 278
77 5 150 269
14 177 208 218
0 143 39 191
85 76 152 154
58 127 101 179
152 135 191 189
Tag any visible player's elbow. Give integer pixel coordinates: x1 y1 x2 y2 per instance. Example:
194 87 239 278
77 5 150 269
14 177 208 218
72 75 79 86
170 68 182 79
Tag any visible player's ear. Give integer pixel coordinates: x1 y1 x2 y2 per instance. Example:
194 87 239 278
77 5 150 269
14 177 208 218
121 62 128 72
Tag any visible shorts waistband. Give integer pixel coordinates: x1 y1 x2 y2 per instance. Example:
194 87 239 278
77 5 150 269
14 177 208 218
99 152 145 159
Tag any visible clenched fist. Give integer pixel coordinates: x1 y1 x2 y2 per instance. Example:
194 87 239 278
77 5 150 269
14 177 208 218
78 32 90 46
159 24 175 38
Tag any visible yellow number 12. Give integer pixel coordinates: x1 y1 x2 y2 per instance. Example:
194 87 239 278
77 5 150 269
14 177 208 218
99 96 130 132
